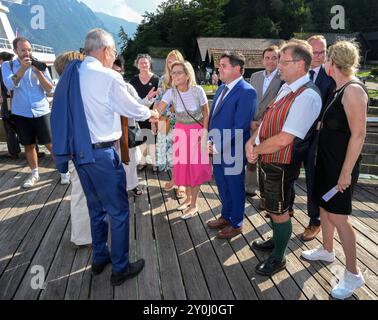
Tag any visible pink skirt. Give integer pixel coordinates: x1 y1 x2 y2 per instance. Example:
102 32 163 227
173 122 211 187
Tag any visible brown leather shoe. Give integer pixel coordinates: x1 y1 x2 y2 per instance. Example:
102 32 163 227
301 224 321 242
217 226 242 239
207 217 230 229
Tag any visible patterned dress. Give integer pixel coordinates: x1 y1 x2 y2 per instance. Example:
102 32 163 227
155 75 175 171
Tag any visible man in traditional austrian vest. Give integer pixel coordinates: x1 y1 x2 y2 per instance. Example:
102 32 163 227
245 40 322 276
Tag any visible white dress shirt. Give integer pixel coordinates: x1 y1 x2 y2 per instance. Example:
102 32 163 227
308 65 321 83
255 74 321 144
79 56 152 143
262 69 278 96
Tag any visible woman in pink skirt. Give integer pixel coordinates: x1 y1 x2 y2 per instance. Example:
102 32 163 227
159 61 211 219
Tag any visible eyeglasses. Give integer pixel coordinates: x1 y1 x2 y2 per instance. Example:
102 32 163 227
313 50 326 56
278 59 302 65
171 71 185 76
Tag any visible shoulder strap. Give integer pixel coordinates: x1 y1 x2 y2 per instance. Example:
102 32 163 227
176 88 203 127
8 60 14 99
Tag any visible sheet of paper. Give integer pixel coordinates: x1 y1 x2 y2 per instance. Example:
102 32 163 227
322 186 338 202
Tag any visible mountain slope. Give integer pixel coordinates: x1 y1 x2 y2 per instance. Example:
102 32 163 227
7 0 137 54
95 12 138 45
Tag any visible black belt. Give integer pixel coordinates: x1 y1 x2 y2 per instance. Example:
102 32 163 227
92 141 116 149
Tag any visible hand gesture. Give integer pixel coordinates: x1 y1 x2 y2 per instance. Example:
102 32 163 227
147 87 158 100
149 109 159 123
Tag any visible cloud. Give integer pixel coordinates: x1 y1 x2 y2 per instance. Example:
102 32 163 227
79 0 143 23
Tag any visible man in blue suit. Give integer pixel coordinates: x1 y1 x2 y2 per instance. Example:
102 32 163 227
290 35 335 241
207 51 256 239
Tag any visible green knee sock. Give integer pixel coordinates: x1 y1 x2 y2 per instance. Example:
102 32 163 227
271 220 292 261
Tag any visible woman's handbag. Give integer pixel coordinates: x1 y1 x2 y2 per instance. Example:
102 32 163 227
128 122 146 148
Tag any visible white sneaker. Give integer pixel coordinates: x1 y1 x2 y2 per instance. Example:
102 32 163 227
22 175 40 188
60 172 70 185
301 245 336 262
331 269 365 300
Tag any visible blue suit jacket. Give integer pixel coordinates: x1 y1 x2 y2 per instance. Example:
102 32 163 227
51 60 94 173
316 66 336 116
209 79 256 165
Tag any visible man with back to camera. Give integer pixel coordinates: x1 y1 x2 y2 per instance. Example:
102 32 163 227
1 37 70 187
51 29 159 286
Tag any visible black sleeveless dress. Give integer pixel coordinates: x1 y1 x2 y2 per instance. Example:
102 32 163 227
313 81 368 215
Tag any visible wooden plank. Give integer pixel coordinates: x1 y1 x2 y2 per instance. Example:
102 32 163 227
146 169 186 300
0 167 59 278
209 181 307 300
295 179 378 243
160 171 211 300
290 192 378 299
135 169 161 300
201 182 282 300
78 252 93 300
0 179 68 299
114 191 138 300
64 246 92 300
0 157 52 223
293 180 378 274
11 182 71 300
0 159 55 241
195 187 259 299
38 220 77 300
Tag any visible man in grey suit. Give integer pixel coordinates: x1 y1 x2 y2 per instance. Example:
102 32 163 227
245 45 282 203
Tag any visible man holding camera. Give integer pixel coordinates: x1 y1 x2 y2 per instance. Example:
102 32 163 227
1 37 70 188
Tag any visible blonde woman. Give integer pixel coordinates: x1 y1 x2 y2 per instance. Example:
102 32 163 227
159 61 211 219
155 50 186 198
302 41 368 299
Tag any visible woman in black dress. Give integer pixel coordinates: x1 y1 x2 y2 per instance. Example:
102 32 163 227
130 54 159 171
301 41 368 299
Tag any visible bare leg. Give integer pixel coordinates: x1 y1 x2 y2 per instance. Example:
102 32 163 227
45 143 52 153
320 207 335 252
25 144 38 170
329 213 358 274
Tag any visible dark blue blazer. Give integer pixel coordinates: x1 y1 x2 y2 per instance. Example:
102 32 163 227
316 66 336 115
51 60 94 173
209 79 256 164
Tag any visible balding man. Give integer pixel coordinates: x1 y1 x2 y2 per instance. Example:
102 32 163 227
51 29 159 286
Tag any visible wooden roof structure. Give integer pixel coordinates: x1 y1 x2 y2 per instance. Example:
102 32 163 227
197 37 284 69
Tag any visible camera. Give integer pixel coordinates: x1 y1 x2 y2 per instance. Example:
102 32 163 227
31 57 47 71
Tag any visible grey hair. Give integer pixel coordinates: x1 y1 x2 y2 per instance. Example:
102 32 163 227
84 28 115 54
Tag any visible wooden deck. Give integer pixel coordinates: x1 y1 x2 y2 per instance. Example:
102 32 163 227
0 152 377 300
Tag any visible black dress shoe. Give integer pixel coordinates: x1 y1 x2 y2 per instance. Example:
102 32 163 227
255 256 286 276
111 259 145 286
92 258 111 275
252 238 274 252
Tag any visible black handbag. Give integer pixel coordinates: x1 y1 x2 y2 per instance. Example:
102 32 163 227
128 123 146 148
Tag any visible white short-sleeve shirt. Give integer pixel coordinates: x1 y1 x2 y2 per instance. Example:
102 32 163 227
162 85 208 112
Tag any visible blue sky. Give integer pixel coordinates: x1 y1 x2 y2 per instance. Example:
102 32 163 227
79 0 166 23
